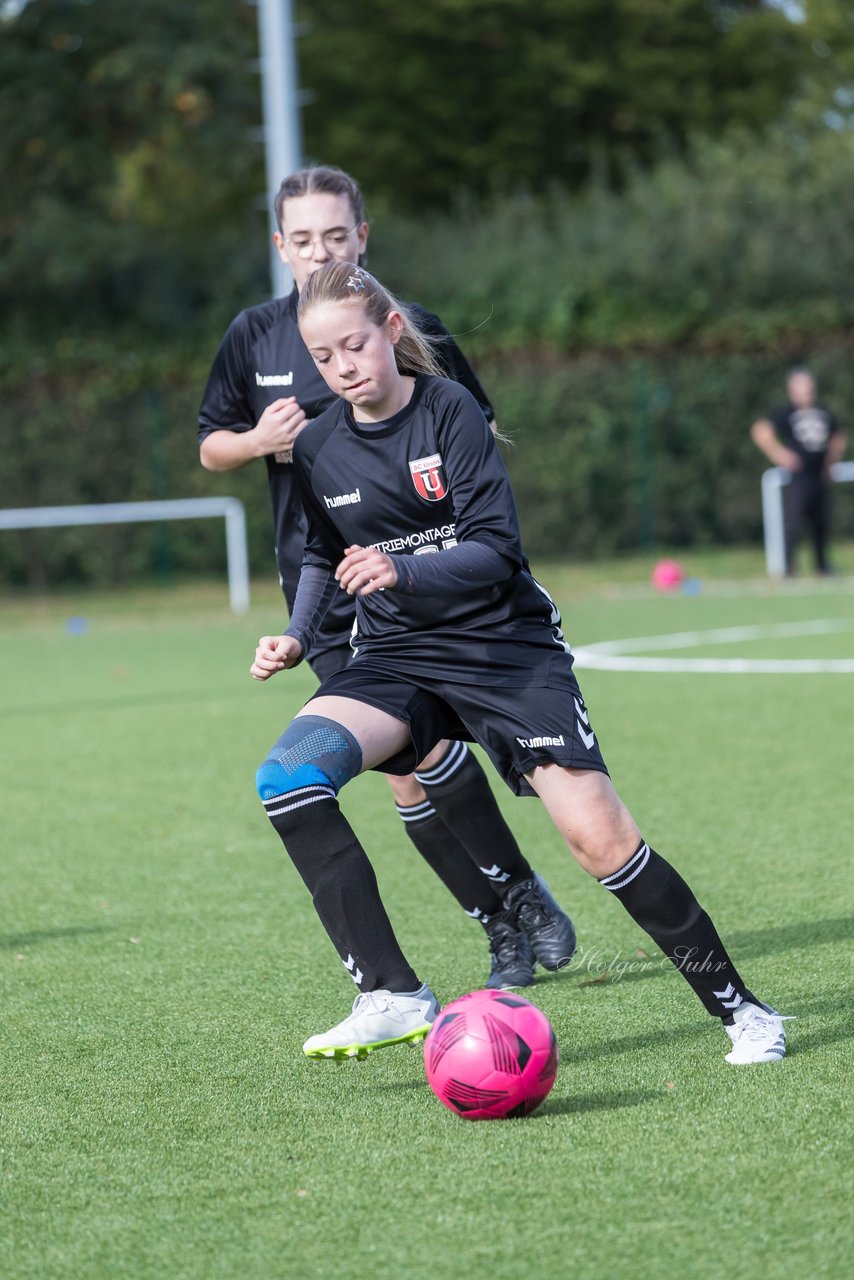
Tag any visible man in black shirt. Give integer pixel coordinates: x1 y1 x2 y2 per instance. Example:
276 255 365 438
751 369 847 575
199 166 575 990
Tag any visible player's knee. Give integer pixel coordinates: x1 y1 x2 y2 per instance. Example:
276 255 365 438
566 812 641 877
255 714 363 801
384 772 427 807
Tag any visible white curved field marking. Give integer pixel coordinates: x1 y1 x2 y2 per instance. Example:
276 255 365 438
572 618 854 674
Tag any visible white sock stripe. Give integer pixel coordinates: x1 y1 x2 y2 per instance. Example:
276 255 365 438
414 737 468 783
414 740 469 787
263 788 338 819
598 841 648 886
599 842 650 891
263 789 336 817
395 801 437 822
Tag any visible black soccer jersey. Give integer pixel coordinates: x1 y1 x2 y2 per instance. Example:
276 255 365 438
198 288 494 635
769 402 840 475
292 375 570 686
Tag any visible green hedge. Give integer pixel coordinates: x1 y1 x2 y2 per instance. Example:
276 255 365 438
2 337 852 587
489 340 854 556
0 351 269 590
3 127 854 586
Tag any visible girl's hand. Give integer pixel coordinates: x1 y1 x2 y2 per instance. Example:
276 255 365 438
252 398 308 461
250 634 302 680
335 545 399 597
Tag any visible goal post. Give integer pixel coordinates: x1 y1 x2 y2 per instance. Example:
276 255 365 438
760 461 854 577
0 497 251 614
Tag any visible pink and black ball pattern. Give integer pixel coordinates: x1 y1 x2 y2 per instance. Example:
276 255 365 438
423 989 558 1120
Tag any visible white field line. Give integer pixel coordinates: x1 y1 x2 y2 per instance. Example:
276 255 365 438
580 577 854 601
572 618 854 674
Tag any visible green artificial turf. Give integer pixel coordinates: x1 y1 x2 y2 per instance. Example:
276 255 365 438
1 555 852 1279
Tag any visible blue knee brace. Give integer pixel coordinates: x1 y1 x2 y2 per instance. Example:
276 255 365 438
255 715 363 801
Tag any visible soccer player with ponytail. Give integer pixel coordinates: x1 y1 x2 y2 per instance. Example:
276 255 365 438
251 261 789 1065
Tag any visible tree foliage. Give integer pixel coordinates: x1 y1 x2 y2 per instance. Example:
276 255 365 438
3 0 854 583
2 0 852 345
297 0 816 212
0 0 266 343
370 124 854 356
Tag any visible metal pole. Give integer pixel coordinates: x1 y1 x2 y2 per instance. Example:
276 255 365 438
223 499 251 615
257 0 302 298
761 466 789 577
761 460 854 577
0 499 251 615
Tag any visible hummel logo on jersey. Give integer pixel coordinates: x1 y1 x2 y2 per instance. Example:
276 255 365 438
409 453 448 502
516 734 565 749
324 488 362 509
255 371 294 387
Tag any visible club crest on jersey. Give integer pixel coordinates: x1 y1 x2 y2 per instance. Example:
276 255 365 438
409 453 447 502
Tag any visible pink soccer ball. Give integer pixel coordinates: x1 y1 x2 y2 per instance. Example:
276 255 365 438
423 989 558 1121
651 558 685 592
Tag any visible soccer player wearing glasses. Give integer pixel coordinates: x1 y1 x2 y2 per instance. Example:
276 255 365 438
199 166 576 993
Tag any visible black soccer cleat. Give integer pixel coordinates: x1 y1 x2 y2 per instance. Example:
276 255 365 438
503 874 576 971
484 915 535 989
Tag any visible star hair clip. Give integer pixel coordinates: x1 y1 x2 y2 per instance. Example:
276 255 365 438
346 268 369 293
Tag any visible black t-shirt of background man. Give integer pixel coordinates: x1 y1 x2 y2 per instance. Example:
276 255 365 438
769 403 840 475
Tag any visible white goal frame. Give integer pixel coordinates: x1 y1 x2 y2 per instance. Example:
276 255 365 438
0 497 250 614
761 461 854 577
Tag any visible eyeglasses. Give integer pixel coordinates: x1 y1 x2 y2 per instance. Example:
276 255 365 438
282 225 360 258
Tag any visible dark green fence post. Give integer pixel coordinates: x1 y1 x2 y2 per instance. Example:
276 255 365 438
632 360 657 551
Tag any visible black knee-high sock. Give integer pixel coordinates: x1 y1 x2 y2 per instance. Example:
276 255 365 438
395 799 504 923
262 784 419 994
599 841 756 1018
414 742 533 893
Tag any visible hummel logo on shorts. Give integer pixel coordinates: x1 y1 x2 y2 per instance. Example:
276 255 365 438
516 734 565 749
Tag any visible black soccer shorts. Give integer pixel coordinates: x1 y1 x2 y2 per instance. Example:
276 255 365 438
307 655 609 796
305 636 353 684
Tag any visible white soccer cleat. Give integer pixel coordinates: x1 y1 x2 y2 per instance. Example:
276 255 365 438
303 983 439 1061
724 1001 790 1065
